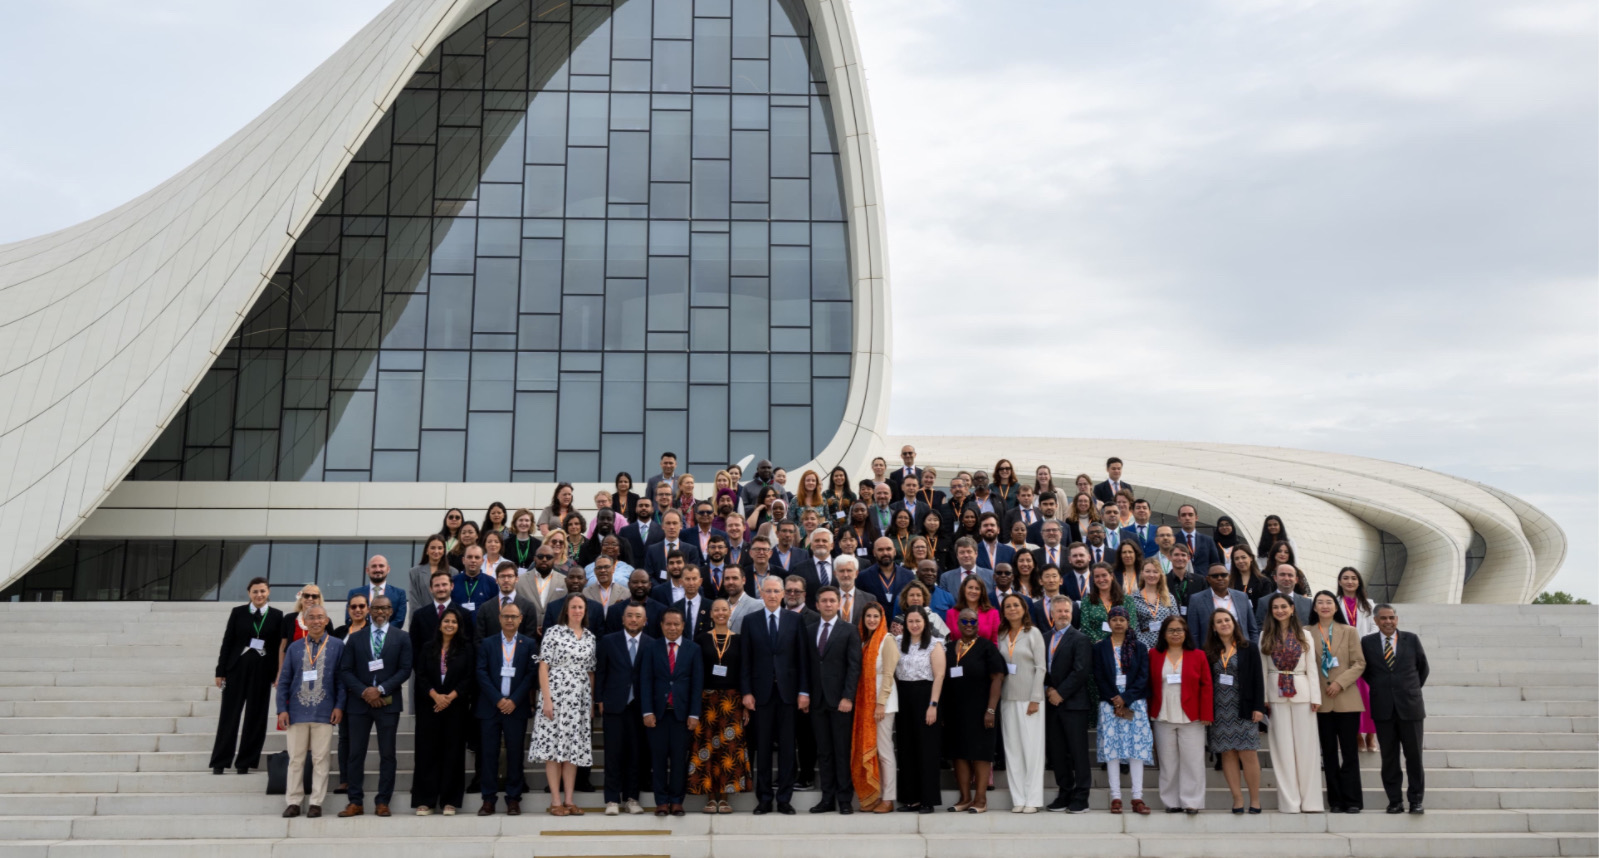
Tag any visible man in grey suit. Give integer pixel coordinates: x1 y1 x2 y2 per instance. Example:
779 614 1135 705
477 561 539 638
831 556 877 625
1188 564 1258 646
1253 564 1312 627
1361 604 1429 814
938 537 995 598
1042 597 1093 813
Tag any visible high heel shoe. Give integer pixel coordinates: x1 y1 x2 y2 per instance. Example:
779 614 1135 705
1248 806 1262 814
1232 806 1245 815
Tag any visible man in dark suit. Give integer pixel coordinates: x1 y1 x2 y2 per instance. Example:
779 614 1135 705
1035 520 1069 571
739 576 811 815
1061 544 1093 602
701 535 733 594
650 550 690 606
671 566 714 639
785 527 830 605
1042 597 1093 813
475 603 536 815
1120 499 1160 557
803 587 863 814
609 569 667 637
831 557 877 626
1003 484 1040 534
641 610 704 816
1187 565 1257 647
1254 564 1314 627
1165 543 1208 615
411 569 477 662
643 452 679 508
346 554 406 629
595 603 651 815
890 475 932 533
1082 524 1115 568
936 476 976 538
544 566 606 638
618 497 660 562
683 502 729 559
1026 493 1061 545
336 595 412 817
1092 457 1129 506
857 537 914 607
476 561 539 638
1173 505 1224 570
743 536 782 597
644 511 703 580
885 444 923 503
967 470 1007 518
1361 605 1429 814
209 577 283 775
974 513 1014 571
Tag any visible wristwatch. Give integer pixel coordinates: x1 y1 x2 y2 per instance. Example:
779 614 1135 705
928 701 939 708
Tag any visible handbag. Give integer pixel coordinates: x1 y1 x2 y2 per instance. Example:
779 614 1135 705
265 749 316 795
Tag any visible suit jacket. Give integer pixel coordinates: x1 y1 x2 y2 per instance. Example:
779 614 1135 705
1093 479 1131 506
594 631 647 711
863 505 896 541
967 492 1008 519
889 498 932 534
833 588 877 626
1147 647 1214 723
1174 530 1224 570
409 601 478 657
886 466 923 502
938 566 996 598
782 556 826 605
413 637 474 712
1004 506 1047 537
649 581 684 607
338 624 413 714
1120 524 1161 557
699 562 735 595
738 607 811 705
513 569 568 619
1060 567 1093 603
1310 623 1367 713
644 540 704 580
617 521 661 563
682 526 730 559
474 632 537 718
640 636 704 721
475 594 540 639
1082 542 1115 568
214 605 284 679
605 598 665 638
1218 643 1267 720
1042 625 1094 709
672 596 715 639
857 563 915 607
1361 630 1428 721
1254 590 1313 627
802 614 862 709
347 585 407 629
935 498 977 536
976 541 1015 572
542 595 607 638
1186 588 1258 647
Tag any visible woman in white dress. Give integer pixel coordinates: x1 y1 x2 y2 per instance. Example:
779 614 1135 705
1260 593 1323 813
530 597 597 816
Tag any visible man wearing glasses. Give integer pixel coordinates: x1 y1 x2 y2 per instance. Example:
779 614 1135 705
336 595 413 817
1187 564 1257 646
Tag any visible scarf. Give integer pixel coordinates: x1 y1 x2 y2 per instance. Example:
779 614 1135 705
1271 632 1303 698
850 621 886 806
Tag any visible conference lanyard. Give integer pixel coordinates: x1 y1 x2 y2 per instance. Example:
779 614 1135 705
463 575 482 602
250 610 267 639
712 631 733 662
955 640 975 665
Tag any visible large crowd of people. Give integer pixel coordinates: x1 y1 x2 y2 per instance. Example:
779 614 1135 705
210 449 1430 821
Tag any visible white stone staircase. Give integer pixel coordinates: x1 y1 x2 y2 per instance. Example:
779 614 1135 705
0 601 1593 857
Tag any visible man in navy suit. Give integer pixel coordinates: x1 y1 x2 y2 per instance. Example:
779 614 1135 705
974 513 1015 571
784 528 830 606
346 554 406 628
618 497 660 562
683 502 729 560
885 444 922 503
857 537 914 607
643 452 679 508
671 567 714 639
336 595 412 817
475 603 536 816
595 603 651 815
1061 544 1094 602
701 536 734 595
740 576 811 815
803 587 862 814
1026 493 1064 545
641 610 704 816
1120 499 1161 556
650 550 690 606
410 570 478 665
1092 457 1129 506
863 483 895 540
890 475 932 533
1173 505 1224 570
644 511 703 580
1188 565 1258 647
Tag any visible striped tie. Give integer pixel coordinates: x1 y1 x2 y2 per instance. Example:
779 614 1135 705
1383 636 1396 669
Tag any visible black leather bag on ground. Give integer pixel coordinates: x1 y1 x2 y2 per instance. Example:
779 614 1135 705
265 750 315 795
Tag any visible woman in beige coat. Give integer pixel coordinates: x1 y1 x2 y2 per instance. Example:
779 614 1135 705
1260 593 1323 813
1310 591 1367 812
997 594 1049 813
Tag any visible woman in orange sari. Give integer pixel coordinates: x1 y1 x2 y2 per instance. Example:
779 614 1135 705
852 602 901 812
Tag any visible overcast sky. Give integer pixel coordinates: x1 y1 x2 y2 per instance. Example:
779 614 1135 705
1 0 1593 598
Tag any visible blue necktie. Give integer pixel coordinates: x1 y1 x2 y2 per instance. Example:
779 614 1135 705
372 628 385 660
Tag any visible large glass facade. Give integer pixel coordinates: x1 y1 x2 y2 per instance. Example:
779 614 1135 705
131 0 852 485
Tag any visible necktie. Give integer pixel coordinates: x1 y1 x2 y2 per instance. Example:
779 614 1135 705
1093 547 1102 563
373 627 386 656
667 642 678 707
1139 525 1147 541
819 562 830 586
437 603 445 619
503 596 512 607
818 621 831 656
687 600 696 630
843 592 853 621
1024 509 1033 524
628 635 638 663
769 612 778 642
1384 636 1396 669
1187 533 1195 551
1048 547 1057 566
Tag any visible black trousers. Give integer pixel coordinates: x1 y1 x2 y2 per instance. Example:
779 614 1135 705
811 706 854 805
1045 703 1091 804
1375 717 1425 806
894 680 942 807
345 710 400 806
208 655 273 770
336 720 350 786
413 701 470 809
603 703 649 803
796 708 816 782
479 712 530 800
1317 710 1363 809
751 696 798 803
649 712 692 806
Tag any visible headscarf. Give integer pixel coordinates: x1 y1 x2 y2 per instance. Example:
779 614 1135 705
850 616 886 805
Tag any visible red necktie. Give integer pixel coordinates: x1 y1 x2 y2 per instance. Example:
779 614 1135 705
667 642 677 707
437 604 445 619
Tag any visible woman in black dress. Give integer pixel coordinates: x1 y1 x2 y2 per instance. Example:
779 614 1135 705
942 608 1006 813
410 606 475 815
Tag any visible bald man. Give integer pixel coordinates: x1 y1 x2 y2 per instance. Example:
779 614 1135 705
348 555 407 628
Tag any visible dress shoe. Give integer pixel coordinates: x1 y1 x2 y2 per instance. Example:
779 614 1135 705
838 804 853 815
794 780 815 791
1165 806 1183 814
896 803 919 813
1184 808 1198 815
1386 803 1404 814
777 801 796 815
1408 804 1424 814
671 804 685 817
1346 807 1362 814
235 767 250 775
478 799 497 816
1329 804 1346 814
374 804 390 817
505 799 521 816
809 799 836 814
306 806 322 818
212 767 225 776
917 805 934 814
338 804 364 818
282 805 301 818
656 806 670 817
753 801 774 815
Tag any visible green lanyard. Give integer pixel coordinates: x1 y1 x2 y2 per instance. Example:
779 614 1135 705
250 609 267 638
463 575 481 601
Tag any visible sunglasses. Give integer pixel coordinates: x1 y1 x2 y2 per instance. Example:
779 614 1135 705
1207 573 1229 579
958 619 978 626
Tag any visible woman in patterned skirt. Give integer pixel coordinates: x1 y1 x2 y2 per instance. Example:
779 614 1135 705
1204 608 1266 813
1079 565 1137 721
530 597 597 817
1091 606 1153 815
688 599 749 811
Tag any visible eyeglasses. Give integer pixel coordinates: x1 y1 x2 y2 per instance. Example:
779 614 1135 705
1207 573 1230 579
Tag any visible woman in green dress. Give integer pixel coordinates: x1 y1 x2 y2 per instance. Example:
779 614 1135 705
1079 564 1136 720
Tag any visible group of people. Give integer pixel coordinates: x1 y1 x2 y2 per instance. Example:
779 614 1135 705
210 450 1430 821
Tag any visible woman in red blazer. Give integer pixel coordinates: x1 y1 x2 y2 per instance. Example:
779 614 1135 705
1148 615 1213 813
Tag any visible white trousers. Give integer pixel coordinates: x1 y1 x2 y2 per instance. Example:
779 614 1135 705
876 711 897 801
1267 701 1324 813
285 721 334 807
1152 720 1207 810
1000 701 1047 808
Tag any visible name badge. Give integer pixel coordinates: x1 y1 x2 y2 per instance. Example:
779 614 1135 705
1178 607 1187 616
1115 677 1127 690
249 638 266 652
1218 674 1235 686
367 659 384 672
301 670 318 683
1149 620 1161 632
856 547 868 556
1006 664 1017 675
1328 656 1339 668
500 665 516 678
835 511 846 520
1166 673 1182 684
949 666 964 678
712 664 728 677
1101 622 1111 632
464 601 477 611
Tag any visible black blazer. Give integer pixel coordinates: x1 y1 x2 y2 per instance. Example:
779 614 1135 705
338 625 413 714
594 631 646 712
1361 631 1429 721
1093 480 1131 506
409 602 478 657
802 615 862 710
672 596 715 639
606 599 665 638
413 638 476 709
475 595 540 639
738 607 811 705
935 499 977 536
1213 643 1267 719
1043 626 1094 710
614 491 642 522
214 605 284 679
889 499 932 534
644 541 704 580
783 557 825 607
886 466 922 502
1091 636 1150 704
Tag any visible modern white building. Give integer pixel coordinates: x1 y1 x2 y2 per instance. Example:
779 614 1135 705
0 0 1563 604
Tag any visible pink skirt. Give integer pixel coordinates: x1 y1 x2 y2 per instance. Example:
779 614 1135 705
1357 677 1376 734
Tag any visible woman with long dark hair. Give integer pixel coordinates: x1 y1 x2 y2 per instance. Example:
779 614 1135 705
1335 566 1379 752
439 508 465 553
482 502 511 543
1260 593 1323 813
852 602 901 813
408 535 452 612
1113 541 1144 596
1204 608 1264 813
1310 590 1367 813
1255 515 1293 561
991 459 1020 509
539 483 576 537
893 608 945 814
613 472 641 522
823 466 856 525
1230 545 1272 603
411 606 475 815
1092 606 1152 815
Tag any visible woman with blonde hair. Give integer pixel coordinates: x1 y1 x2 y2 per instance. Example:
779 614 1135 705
1131 558 1176 649
277 584 324 681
